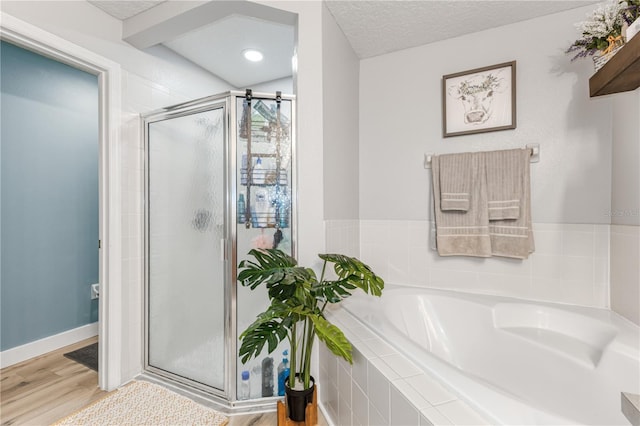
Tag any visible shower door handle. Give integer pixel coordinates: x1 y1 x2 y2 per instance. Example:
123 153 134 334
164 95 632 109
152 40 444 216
220 238 226 262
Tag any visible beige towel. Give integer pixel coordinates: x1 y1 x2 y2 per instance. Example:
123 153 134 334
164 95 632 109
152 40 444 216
485 149 529 220
432 153 491 257
485 149 527 220
438 152 473 211
485 149 535 259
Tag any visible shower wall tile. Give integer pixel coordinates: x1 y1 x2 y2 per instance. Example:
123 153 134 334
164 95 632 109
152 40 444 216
358 220 611 308
119 71 193 380
562 229 595 257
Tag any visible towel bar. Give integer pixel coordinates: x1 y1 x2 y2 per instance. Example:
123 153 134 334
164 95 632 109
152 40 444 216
424 143 540 169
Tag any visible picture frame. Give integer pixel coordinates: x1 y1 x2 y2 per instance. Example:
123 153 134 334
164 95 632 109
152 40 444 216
442 61 516 138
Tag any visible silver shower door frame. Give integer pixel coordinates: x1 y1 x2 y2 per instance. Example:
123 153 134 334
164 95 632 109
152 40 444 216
142 90 297 408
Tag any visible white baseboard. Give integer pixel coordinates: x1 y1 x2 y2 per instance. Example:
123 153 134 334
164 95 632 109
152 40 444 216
1 322 98 369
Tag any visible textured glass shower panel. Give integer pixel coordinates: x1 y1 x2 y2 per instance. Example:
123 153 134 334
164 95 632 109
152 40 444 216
236 97 293 397
147 107 225 390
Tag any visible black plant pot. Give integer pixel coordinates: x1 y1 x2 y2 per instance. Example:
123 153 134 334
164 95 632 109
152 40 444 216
284 374 315 422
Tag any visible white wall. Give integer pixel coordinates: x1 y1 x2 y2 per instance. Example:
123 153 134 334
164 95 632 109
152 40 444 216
611 91 640 227
322 2 360 221
610 90 640 325
357 6 615 307
359 5 611 224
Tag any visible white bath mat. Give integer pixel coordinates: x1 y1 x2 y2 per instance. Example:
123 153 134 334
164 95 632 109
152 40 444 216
52 380 228 426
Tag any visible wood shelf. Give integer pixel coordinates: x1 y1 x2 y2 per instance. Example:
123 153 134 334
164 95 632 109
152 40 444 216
589 33 640 97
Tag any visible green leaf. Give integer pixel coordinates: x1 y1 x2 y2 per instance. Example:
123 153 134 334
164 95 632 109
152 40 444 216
238 303 292 364
311 315 352 363
238 249 297 289
238 249 317 304
318 253 384 297
312 278 357 303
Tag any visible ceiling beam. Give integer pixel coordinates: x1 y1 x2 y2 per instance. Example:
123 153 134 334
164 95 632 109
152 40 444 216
123 0 297 49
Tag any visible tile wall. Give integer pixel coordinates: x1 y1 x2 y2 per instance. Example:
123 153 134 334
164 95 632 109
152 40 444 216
324 220 360 256
357 220 610 308
119 72 189 379
610 225 640 325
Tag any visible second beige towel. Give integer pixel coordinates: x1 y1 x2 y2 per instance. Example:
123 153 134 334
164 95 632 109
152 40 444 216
432 153 492 257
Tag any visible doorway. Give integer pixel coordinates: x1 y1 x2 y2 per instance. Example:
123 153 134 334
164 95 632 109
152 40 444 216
1 40 100 357
0 13 122 391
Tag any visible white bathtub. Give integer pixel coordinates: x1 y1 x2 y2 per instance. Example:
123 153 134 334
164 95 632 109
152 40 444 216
342 285 640 425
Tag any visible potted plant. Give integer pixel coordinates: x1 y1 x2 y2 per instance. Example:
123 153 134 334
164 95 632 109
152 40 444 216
566 0 637 70
237 248 384 422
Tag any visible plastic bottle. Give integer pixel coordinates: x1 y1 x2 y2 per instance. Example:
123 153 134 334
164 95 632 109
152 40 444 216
251 363 262 399
254 188 268 228
261 357 274 397
278 202 288 228
237 193 246 223
253 157 264 184
250 206 259 228
277 350 290 396
239 370 250 400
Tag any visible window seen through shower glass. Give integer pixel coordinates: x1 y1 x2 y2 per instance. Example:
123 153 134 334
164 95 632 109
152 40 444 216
147 106 225 390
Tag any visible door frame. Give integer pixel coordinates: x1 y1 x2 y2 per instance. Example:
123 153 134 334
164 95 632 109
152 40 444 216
1 12 123 391
142 98 229 399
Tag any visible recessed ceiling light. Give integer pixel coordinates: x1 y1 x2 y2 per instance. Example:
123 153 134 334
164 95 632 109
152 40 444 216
243 49 263 62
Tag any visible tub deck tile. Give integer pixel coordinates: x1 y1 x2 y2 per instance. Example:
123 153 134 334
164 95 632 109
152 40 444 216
369 357 399 381
352 341 377 359
405 374 456 406
435 400 491 425
360 338 396 357
343 324 378 342
380 353 423 378
391 378 432 410
420 407 454 426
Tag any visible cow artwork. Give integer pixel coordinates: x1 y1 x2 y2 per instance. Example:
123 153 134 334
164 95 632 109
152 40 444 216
443 61 516 137
449 73 503 125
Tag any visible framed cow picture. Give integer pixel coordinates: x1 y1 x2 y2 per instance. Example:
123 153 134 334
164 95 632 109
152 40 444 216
442 61 516 138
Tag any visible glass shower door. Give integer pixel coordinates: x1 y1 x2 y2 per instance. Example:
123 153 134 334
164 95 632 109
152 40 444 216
146 104 226 392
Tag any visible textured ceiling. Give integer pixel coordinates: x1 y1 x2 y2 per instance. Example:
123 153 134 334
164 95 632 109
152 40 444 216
88 0 600 84
324 1 599 58
88 0 166 20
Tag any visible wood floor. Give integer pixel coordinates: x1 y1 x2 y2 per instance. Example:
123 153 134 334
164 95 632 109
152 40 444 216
1 337 106 426
0 338 328 426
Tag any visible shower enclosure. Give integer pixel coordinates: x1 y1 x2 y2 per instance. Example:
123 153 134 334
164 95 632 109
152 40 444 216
143 91 295 409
